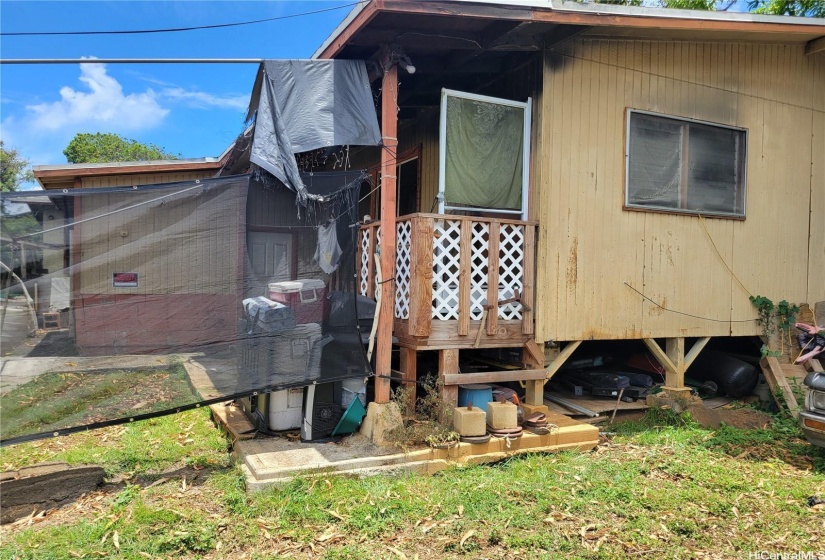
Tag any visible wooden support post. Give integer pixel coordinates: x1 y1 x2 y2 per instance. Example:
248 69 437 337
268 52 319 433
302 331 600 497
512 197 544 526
522 340 544 406
642 336 710 389
408 216 433 337
399 347 417 417
458 219 471 336
486 221 500 336
666 337 685 388
374 64 399 404
439 349 459 412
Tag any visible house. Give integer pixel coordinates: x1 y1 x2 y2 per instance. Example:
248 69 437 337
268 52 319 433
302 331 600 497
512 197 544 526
309 0 825 409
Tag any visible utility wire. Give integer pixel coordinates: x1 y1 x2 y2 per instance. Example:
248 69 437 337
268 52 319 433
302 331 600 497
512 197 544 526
623 282 757 323
0 1 365 37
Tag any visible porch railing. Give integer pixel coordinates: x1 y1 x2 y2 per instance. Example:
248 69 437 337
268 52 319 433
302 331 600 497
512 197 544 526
358 213 536 341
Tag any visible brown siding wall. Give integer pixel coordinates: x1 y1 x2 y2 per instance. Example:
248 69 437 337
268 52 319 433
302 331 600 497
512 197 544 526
536 39 824 342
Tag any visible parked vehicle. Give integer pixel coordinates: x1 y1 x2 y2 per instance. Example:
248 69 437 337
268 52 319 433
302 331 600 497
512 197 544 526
800 371 825 448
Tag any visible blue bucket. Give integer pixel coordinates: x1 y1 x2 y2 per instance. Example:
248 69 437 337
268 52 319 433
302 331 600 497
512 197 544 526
457 384 494 413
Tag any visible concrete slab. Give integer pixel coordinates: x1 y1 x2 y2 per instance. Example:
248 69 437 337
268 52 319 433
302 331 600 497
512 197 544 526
234 412 600 491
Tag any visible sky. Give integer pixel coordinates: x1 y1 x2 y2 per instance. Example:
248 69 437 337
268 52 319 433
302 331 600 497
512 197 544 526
0 1 361 188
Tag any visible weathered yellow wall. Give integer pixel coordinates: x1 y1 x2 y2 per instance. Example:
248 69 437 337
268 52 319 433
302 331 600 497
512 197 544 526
536 39 824 342
76 183 242 295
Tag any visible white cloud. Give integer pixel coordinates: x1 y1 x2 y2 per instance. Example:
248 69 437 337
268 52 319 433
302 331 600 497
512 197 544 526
162 87 248 111
26 63 169 131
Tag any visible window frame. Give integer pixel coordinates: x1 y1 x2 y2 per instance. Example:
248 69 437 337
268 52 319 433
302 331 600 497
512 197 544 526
624 109 748 219
438 88 532 220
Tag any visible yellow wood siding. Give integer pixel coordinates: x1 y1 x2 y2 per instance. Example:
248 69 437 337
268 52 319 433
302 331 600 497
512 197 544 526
77 186 241 295
537 39 824 342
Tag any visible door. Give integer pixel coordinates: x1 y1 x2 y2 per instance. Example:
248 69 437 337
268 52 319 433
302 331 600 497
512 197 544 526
248 231 292 281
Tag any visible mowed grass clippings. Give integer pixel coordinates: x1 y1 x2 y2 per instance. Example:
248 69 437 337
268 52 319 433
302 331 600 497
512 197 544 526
1 408 824 560
0 365 200 441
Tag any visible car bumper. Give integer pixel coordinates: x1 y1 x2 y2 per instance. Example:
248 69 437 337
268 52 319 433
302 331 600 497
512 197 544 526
799 409 825 448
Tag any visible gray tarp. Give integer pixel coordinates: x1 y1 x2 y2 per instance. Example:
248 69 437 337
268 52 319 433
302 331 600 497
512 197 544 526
248 60 381 202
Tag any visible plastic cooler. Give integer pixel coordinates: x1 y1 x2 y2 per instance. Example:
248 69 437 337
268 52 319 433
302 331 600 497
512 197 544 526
268 279 327 324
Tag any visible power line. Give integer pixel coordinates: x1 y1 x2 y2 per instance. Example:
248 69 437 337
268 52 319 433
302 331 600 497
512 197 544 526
0 1 365 37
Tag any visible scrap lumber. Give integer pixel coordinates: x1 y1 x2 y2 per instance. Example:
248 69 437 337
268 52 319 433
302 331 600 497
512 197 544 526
760 357 800 417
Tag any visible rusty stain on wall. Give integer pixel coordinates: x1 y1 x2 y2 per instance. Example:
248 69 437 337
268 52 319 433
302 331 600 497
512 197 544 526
567 237 578 289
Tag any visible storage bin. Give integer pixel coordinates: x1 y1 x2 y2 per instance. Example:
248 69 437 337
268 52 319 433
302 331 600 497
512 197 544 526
241 323 323 386
268 279 327 324
241 296 296 334
267 388 305 431
457 384 494 413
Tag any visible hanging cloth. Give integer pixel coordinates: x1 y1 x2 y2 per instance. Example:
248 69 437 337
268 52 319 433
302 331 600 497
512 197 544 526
315 220 343 274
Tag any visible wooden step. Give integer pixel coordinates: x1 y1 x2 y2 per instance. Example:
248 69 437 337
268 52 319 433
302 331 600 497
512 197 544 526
760 357 800 417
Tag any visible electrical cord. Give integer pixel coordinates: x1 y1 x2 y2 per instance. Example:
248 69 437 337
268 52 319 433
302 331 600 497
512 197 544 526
1 2 366 37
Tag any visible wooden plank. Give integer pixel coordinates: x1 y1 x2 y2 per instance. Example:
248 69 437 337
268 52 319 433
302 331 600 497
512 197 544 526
780 363 808 380
439 349 459 411
546 340 583 379
375 64 399 405
523 339 545 367
666 337 685 388
399 347 417 417
684 336 711 370
458 219 471 336
415 213 536 227
486 221 500 336
442 369 548 386
408 216 433 337
807 358 824 372
642 338 677 377
394 319 532 350
521 224 535 335
761 357 800 417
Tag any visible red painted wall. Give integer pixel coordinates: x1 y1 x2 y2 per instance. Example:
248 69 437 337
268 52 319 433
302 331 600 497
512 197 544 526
74 293 240 356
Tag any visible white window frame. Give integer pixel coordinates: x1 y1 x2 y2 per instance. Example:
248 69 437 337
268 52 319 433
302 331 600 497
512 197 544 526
438 88 532 220
625 109 748 218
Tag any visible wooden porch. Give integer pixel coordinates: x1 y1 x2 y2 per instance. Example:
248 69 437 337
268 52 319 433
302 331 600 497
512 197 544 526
358 212 546 408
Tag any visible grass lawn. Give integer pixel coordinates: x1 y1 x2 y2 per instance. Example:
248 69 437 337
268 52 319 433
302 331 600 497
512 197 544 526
1 406 824 559
0 365 200 441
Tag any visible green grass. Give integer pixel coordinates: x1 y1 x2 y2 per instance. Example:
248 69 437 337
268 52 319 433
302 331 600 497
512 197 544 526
2 407 824 559
0 366 199 440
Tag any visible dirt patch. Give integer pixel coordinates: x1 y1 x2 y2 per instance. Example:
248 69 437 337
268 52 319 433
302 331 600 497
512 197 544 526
6 330 79 358
687 404 773 430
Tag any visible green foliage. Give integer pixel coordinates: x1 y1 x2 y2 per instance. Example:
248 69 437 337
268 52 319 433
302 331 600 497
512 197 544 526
749 295 800 356
748 0 825 16
592 0 824 15
63 132 179 164
749 294 775 338
0 140 34 192
595 0 716 9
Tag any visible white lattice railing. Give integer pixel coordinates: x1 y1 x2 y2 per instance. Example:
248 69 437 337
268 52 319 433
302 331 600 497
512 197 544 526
357 213 536 338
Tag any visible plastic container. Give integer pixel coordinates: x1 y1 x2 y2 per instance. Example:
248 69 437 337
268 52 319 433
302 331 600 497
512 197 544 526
268 279 327 324
267 388 305 431
341 377 367 409
457 384 494 413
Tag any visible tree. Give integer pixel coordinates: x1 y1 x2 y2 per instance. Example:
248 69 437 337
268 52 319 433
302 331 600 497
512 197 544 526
747 0 825 17
63 133 179 164
1 141 34 193
594 0 824 15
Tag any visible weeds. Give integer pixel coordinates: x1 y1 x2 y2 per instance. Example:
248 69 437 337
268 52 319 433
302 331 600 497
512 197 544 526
385 377 457 450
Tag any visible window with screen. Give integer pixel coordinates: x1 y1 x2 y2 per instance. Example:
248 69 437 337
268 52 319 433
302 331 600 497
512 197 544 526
626 111 746 218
